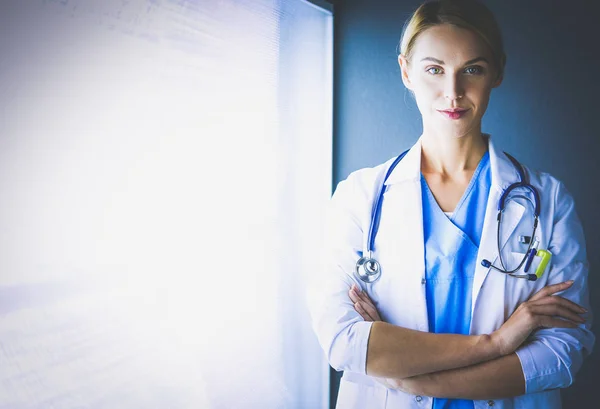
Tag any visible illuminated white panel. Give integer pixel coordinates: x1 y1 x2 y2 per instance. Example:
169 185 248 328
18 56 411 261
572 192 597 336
0 0 332 407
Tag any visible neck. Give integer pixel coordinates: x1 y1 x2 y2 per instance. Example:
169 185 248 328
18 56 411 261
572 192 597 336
420 130 488 176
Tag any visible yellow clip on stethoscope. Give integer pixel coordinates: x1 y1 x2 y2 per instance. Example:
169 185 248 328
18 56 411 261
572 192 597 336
356 150 552 284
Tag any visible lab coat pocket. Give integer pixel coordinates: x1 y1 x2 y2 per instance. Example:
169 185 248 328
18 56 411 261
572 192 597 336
509 250 550 280
506 251 545 307
508 251 529 274
336 379 388 409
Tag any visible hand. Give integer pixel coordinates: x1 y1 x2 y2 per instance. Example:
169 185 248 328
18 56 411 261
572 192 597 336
348 284 382 322
492 280 587 356
349 284 402 388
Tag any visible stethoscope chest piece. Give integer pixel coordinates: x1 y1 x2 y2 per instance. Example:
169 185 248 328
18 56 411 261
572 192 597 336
356 256 381 283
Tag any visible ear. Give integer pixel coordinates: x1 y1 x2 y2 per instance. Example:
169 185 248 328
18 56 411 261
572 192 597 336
398 54 413 91
492 72 503 88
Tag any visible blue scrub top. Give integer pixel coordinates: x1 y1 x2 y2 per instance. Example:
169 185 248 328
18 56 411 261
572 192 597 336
421 152 491 409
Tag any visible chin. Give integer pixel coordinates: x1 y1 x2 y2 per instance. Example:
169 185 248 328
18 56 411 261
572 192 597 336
432 124 472 138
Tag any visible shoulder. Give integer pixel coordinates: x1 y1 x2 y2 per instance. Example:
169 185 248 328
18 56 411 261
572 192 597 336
518 166 588 266
524 166 575 209
333 156 398 202
522 166 582 237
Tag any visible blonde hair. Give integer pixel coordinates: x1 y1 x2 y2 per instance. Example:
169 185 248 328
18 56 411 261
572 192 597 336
400 0 506 80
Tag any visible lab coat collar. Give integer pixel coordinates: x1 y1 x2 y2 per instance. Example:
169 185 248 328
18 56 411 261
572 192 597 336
383 138 422 186
487 134 522 191
383 134 522 189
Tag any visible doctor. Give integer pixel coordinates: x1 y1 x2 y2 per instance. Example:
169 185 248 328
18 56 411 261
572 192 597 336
309 0 594 408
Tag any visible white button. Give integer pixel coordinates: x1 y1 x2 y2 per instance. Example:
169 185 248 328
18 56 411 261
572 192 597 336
415 395 422 403
487 400 495 406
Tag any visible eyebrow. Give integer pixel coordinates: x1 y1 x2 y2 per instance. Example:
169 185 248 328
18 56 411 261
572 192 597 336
420 57 489 65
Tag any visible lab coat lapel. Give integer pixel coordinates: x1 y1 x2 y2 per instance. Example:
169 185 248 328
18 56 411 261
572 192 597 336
378 140 428 328
379 177 424 279
471 138 525 324
380 138 423 275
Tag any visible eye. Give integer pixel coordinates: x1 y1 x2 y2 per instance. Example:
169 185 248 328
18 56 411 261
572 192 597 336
426 66 443 75
464 65 484 75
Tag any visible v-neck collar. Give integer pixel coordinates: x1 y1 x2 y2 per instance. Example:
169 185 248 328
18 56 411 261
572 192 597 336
421 151 489 222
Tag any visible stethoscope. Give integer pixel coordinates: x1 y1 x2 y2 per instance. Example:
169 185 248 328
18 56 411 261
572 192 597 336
356 150 549 284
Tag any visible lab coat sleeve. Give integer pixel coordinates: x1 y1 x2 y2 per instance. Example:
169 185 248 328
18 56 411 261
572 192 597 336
515 180 595 393
307 173 374 374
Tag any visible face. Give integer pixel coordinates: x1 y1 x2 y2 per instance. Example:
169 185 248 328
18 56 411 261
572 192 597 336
399 24 502 139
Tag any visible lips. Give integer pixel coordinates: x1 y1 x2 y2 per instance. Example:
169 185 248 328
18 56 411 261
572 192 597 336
438 108 469 119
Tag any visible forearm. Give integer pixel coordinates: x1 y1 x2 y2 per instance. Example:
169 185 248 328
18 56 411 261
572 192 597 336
366 322 501 379
396 352 525 400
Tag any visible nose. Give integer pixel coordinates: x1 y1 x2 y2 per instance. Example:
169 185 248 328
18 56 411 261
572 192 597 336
444 73 464 101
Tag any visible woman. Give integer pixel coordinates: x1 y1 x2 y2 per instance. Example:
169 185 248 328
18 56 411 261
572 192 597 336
309 1 594 408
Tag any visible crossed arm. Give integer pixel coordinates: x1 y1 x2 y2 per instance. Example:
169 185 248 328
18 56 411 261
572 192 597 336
366 326 525 399
316 176 593 400
379 343 525 400
350 282 585 400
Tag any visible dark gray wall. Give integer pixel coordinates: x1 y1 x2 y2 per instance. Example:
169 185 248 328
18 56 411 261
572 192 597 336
331 0 599 407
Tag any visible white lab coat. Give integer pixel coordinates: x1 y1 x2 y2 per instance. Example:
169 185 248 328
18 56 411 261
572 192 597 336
309 136 594 408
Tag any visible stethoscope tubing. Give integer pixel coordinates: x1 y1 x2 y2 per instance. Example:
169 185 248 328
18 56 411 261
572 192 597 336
356 149 542 284
366 149 409 255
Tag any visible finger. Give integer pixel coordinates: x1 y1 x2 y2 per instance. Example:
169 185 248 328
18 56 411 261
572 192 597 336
538 316 581 329
351 284 368 300
349 288 360 304
351 283 366 297
533 295 587 314
350 286 369 307
354 302 374 321
530 304 586 324
349 284 362 299
533 280 574 300
351 286 382 321
356 287 373 304
529 280 574 301
359 299 381 321
353 289 381 320
351 285 375 309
